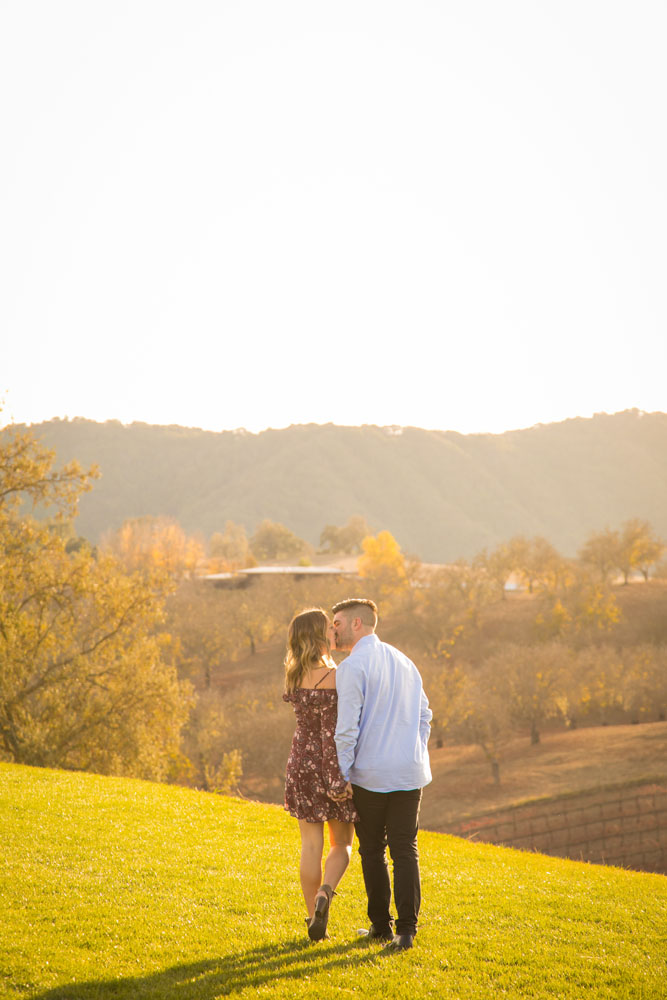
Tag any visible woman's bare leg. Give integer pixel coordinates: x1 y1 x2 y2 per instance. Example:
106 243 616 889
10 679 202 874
317 820 354 902
298 820 325 917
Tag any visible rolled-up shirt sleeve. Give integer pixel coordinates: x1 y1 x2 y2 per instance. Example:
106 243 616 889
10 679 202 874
334 660 365 782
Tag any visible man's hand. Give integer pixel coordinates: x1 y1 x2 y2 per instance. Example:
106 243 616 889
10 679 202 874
330 782 354 801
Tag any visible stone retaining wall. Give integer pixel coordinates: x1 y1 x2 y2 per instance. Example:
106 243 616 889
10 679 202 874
445 779 667 875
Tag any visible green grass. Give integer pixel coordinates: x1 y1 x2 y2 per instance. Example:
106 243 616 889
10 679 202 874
1 763 666 1000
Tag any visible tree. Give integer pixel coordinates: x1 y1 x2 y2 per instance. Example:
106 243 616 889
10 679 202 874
418 659 466 749
619 644 667 723
165 580 243 687
0 422 95 513
250 520 310 562
445 662 514 785
185 690 243 794
617 519 665 583
534 565 620 640
578 527 622 582
208 521 253 572
579 519 665 584
511 536 567 594
0 420 192 779
476 542 517 600
357 530 407 598
405 561 496 665
102 516 204 578
319 515 371 554
500 642 569 744
217 682 295 791
569 644 626 725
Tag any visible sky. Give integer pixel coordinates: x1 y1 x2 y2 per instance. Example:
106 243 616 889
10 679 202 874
2 1 666 436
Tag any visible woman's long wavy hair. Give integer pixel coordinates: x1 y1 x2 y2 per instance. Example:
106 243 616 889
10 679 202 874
284 607 333 692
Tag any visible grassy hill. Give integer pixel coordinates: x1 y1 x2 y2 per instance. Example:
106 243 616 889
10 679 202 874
10 409 667 561
1 763 665 999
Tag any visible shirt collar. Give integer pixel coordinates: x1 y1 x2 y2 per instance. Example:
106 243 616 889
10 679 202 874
353 633 379 651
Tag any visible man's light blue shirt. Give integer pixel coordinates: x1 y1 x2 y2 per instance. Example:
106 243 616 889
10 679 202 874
334 634 432 793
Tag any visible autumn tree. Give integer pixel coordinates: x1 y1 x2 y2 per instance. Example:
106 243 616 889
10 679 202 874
618 644 667 723
165 579 243 687
0 420 192 779
218 681 295 794
405 561 496 666
103 515 204 578
477 536 569 596
418 659 466 750
534 564 621 640
499 641 570 744
476 542 517 599
250 519 310 562
319 515 371 555
445 662 513 785
510 535 569 594
578 527 621 582
568 644 627 725
208 520 253 572
617 518 665 583
357 530 408 600
183 689 243 794
579 519 664 584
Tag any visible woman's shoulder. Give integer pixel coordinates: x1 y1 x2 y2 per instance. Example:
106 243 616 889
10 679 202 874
305 664 337 690
286 664 337 693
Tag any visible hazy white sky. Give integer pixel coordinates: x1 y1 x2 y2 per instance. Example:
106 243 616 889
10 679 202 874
2 1 666 434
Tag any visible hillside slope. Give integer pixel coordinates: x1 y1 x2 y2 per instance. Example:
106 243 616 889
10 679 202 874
423 720 667 829
1 763 665 1000
9 409 667 561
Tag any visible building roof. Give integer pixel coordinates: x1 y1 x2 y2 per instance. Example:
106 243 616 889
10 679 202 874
202 564 356 582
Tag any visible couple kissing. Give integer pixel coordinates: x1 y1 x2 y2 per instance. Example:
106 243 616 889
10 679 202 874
283 598 432 951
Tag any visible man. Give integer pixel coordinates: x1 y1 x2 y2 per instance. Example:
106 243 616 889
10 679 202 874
332 598 432 952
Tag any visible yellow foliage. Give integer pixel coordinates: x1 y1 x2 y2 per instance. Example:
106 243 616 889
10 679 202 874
357 530 407 598
205 749 243 795
104 516 204 578
0 419 193 778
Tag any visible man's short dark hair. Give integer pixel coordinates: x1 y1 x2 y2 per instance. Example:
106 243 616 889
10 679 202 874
332 598 378 629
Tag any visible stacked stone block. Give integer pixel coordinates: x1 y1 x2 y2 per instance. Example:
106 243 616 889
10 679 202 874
447 780 667 875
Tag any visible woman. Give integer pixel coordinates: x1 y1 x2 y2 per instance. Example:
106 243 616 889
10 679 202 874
283 607 357 941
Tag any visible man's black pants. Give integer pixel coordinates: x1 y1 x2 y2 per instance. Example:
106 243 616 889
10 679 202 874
351 785 423 936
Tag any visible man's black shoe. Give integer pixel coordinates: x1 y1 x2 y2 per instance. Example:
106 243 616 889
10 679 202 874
357 924 394 942
383 933 415 951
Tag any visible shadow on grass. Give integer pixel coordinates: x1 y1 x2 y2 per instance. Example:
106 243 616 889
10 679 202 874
31 937 388 999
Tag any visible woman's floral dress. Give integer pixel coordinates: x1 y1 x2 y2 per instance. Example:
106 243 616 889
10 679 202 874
283 686 358 823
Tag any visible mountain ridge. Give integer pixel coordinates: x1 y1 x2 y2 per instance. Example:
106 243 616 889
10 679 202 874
8 408 667 562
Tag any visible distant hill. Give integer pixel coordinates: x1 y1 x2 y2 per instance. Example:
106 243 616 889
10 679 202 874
8 409 667 561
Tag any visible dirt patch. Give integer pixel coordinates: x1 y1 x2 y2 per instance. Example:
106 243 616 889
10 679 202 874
421 720 667 830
